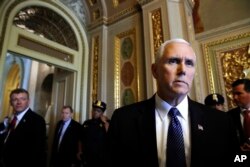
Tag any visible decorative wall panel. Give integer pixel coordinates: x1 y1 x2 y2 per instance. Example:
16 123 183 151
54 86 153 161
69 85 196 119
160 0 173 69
92 36 99 101
203 32 250 110
151 8 163 57
114 28 138 108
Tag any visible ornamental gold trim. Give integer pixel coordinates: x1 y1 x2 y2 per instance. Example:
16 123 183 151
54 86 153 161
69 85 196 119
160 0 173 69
114 28 137 108
92 36 99 101
151 8 163 57
203 32 250 109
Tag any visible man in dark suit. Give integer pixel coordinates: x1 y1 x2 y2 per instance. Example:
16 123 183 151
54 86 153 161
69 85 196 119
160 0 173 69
106 39 238 167
228 78 250 166
2 88 46 167
50 105 82 167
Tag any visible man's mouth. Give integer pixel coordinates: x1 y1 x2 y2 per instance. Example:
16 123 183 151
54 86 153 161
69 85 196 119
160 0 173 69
174 80 188 85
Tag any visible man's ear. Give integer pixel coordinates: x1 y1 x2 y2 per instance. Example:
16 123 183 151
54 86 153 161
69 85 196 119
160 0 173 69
9 99 12 106
151 63 158 79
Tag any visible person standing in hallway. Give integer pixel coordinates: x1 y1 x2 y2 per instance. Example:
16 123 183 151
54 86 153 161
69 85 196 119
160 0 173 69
106 38 237 167
204 93 225 111
80 100 110 167
0 116 9 167
2 88 46 167
50 105 82 167
228 78 250 166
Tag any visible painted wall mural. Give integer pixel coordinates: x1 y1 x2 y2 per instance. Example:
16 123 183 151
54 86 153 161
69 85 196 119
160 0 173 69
114 28 138 108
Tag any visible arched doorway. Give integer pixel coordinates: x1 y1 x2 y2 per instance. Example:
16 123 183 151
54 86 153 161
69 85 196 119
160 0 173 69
0 1 89 165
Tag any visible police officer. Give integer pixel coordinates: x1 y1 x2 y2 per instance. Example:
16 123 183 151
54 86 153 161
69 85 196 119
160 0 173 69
81 100 109 167
204 93 225 111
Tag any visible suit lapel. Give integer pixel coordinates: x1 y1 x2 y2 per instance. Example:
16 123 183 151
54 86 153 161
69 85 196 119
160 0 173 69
137 96 159 166
14 109 31 131
63 120 72 138
5 110 31 142
188 99 206 166
231 107 245 144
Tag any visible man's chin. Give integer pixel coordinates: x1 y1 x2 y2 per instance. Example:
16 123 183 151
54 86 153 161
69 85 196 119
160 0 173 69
172 88 189 96
14 109 25 112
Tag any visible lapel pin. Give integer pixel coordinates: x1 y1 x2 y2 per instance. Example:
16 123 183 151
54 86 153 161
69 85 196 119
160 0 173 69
198 124 204 131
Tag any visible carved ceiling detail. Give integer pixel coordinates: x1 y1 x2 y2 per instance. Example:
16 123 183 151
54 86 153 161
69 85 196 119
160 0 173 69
13 6 78 51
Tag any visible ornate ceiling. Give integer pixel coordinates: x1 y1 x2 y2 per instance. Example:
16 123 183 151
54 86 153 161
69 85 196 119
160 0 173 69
68 0 143 29
13 6 78 50
12 0 146 50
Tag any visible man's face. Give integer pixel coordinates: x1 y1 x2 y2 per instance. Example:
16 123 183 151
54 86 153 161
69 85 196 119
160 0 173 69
60 108 72 121
10 92 30 113
232 84 250 109
213 104 224 111
152 42 196 98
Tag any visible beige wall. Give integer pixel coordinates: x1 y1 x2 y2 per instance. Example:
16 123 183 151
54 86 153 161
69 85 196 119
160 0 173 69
200 0 250 31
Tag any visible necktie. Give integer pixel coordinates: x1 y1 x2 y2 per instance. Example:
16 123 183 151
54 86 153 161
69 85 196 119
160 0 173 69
4 116 17 143
243 110 250 140
57 122 65 148
9 116 17 131
166 108 186 167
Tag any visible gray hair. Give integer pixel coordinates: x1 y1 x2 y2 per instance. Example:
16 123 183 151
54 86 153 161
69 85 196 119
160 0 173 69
155 38 191 63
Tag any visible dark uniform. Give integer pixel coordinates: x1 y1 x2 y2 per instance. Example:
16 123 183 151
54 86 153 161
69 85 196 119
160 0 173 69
204 93 225 111
204 93 224 106
81 100 109 167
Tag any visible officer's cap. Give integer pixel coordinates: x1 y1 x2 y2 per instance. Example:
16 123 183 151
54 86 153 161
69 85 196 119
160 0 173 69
92 100 106 112
204 93 225 106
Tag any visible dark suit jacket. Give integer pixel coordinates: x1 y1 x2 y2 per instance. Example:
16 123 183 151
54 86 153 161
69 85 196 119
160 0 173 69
228 107 250 166
228 107 247 145
106 95 238 167
3 109 46 167
51 119 82 167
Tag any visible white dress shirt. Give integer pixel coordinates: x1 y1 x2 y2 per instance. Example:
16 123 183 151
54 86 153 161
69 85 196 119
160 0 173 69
155 94 191 167
15 107 29 127
58 119 71 146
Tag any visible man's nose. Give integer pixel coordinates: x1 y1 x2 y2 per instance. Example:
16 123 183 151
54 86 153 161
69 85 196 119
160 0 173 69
177 63 186 75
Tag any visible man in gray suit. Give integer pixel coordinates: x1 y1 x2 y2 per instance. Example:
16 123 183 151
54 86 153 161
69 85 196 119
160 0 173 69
106 39 238 167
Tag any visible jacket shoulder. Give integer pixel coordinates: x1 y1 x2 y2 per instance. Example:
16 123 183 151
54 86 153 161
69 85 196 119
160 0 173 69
25 109 45 123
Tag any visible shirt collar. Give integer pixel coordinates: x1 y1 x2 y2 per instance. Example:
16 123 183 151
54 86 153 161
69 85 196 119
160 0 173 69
63 118 71 126
155 93 189 120
240 107 250 114
16 107 29 121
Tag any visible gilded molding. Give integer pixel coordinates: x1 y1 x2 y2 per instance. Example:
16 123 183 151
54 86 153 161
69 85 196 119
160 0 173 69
92 36 99 102
203 32 250 109
221 45 250 109
0 0 21 58
114 28 137 108
151 8 163 57
0 1 85 59
137 0 153 6
87 6 139 30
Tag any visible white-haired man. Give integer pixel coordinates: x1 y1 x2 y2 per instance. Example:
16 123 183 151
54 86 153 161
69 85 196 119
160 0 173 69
106 39 237 167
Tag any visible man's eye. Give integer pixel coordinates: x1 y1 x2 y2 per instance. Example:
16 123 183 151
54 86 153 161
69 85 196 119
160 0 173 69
186 60 194 66
168 58 179 64
12 98 27 102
